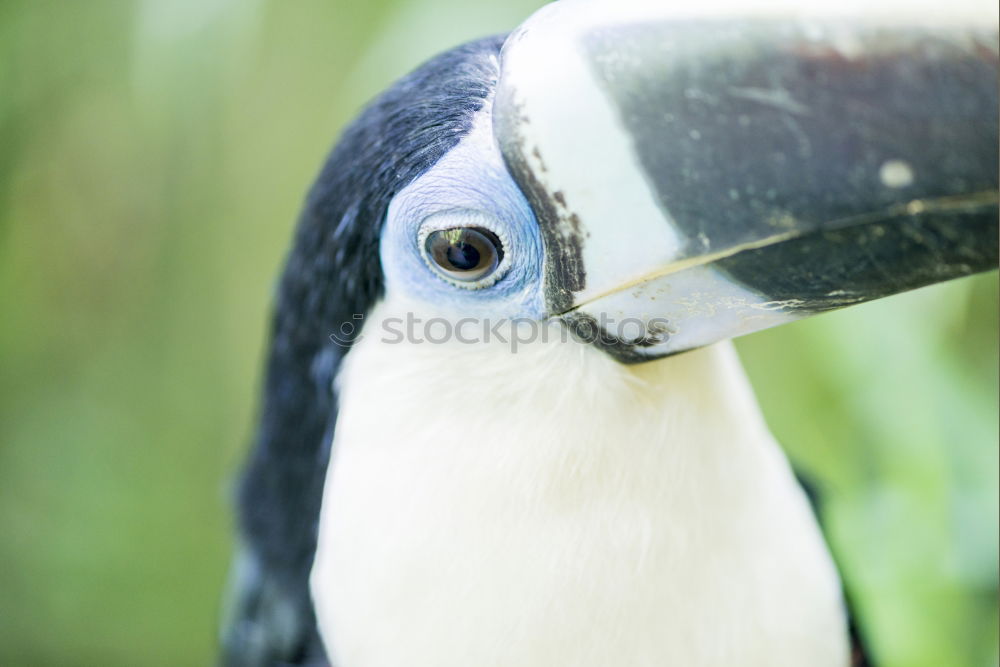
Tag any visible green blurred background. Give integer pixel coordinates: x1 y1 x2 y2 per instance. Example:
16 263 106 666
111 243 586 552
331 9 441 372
0 1 996 665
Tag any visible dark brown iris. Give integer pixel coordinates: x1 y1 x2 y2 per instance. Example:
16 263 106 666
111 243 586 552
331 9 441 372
425 227 504 283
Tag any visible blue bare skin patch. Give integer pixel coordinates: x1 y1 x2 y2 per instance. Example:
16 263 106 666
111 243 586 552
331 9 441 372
381 107 546 320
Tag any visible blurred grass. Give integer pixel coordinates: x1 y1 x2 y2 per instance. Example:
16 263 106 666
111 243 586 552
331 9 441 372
0 1 996 665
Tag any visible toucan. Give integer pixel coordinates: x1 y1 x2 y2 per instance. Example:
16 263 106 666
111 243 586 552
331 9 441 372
221 1 999 665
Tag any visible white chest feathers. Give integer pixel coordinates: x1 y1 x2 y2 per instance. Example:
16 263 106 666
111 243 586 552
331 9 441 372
311 309 849 667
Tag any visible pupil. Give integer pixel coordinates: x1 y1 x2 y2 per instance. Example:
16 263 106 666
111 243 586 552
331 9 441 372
446 241 480 270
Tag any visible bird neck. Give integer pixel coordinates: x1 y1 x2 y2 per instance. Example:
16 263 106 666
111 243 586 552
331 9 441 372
311 300 847 666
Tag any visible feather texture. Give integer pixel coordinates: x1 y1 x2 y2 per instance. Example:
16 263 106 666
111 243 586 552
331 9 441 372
222 35 505 667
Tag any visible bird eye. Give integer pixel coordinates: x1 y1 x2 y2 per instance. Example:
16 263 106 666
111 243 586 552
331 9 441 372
424 227 505 286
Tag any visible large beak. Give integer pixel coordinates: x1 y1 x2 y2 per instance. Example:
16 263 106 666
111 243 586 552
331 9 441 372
493 0 999 361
